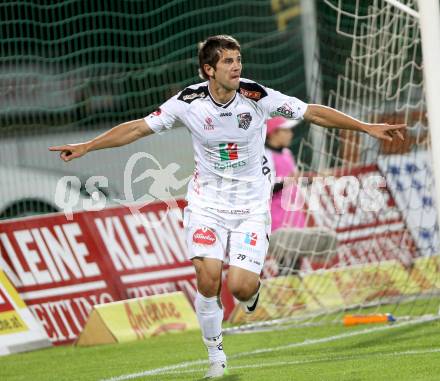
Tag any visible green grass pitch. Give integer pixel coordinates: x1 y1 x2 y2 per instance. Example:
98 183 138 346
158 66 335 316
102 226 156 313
1 310 440 381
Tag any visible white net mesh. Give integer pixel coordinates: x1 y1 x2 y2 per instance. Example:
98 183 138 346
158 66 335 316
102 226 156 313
231 0 440 327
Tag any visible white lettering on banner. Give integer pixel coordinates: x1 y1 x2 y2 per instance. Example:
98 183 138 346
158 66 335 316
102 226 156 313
30 304 59 340
0 224 100 288
94 216 146 270
62 224 100 277
143 212 174 263
149 210 187 262
0 233 33 286
20 280 107 300
31 228 62 282
131 210 186 264
45 301 77 341
121 266 195 284
15 230 53 285
41 225 80 280
73 293 113 319
94 217 135 271
161 210 187 261
140 214 167 265
167 210 188 261
126 283 179 298
0 248 22 287
73 296 93 322
126 279 197 301
113 217 144 268
94 210 189 272
124 214 160 267
29 293 114 343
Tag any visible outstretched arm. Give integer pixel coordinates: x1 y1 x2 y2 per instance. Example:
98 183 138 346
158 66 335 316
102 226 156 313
49 118 154 162
303 104 406 141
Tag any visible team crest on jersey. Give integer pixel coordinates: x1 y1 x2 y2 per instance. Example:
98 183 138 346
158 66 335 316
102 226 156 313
237 112 252 130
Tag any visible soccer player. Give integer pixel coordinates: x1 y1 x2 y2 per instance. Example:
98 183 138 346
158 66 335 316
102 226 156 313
49 35 405 378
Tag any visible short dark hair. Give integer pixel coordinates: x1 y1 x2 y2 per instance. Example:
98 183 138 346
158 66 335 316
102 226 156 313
198 35 241 80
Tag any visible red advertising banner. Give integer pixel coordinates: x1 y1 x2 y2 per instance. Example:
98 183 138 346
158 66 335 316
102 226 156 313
0 212 122 344
302 164 417 270
0 200 236 345
86 200 196 301
0 165 421 345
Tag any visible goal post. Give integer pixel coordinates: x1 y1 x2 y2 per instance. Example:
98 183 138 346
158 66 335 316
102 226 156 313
417 0 440 225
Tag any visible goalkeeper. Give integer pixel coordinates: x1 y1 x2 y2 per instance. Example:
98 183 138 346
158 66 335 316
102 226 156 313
49 35 405 378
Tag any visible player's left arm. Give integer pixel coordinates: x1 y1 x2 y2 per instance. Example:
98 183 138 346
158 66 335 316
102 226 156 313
303 104 406 142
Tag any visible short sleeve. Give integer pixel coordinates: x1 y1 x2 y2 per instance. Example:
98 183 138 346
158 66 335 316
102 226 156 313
144 94 186 134
260 87 308 120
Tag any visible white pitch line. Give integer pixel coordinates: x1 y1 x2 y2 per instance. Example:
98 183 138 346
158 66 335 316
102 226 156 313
159 347 440 376
100 315 440 381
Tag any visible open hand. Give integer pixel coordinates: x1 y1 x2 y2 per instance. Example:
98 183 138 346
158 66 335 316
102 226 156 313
48 143 88 162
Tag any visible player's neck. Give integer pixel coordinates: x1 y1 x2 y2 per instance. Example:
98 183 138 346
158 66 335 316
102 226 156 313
208 81 235 105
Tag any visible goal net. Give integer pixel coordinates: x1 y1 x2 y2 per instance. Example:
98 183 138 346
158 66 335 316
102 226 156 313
230 0 440 327
0 0 306 219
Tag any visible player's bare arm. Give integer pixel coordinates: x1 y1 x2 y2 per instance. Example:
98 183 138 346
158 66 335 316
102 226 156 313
303 104 406 142
48 118 154 162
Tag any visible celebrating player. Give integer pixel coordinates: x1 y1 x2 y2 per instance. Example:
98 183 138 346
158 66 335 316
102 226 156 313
49 35 405 378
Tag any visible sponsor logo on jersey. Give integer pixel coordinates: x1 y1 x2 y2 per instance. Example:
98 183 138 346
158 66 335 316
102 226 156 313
193 227 216 245
204 116 215 130
152 108 162 116
219 143 238 161
214 160 246 170
274 102 295 118
244 232 258 246
215 143 247 170
183 92 206 101
240 88 262 100
213 208 250 215
237 112 252 130
220 112 232 117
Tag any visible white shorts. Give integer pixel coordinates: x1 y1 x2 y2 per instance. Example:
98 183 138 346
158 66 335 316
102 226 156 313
183 207 270 275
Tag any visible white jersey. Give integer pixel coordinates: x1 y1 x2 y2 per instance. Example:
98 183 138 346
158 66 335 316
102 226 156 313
145 78 308 219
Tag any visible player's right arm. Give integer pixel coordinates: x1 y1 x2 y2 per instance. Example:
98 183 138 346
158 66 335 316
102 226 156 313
49 119 155 162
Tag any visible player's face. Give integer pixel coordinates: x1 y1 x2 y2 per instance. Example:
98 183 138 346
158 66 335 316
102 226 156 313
212 49 242 91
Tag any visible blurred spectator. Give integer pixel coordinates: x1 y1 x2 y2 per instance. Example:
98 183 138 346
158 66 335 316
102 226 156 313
265 116 306 232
